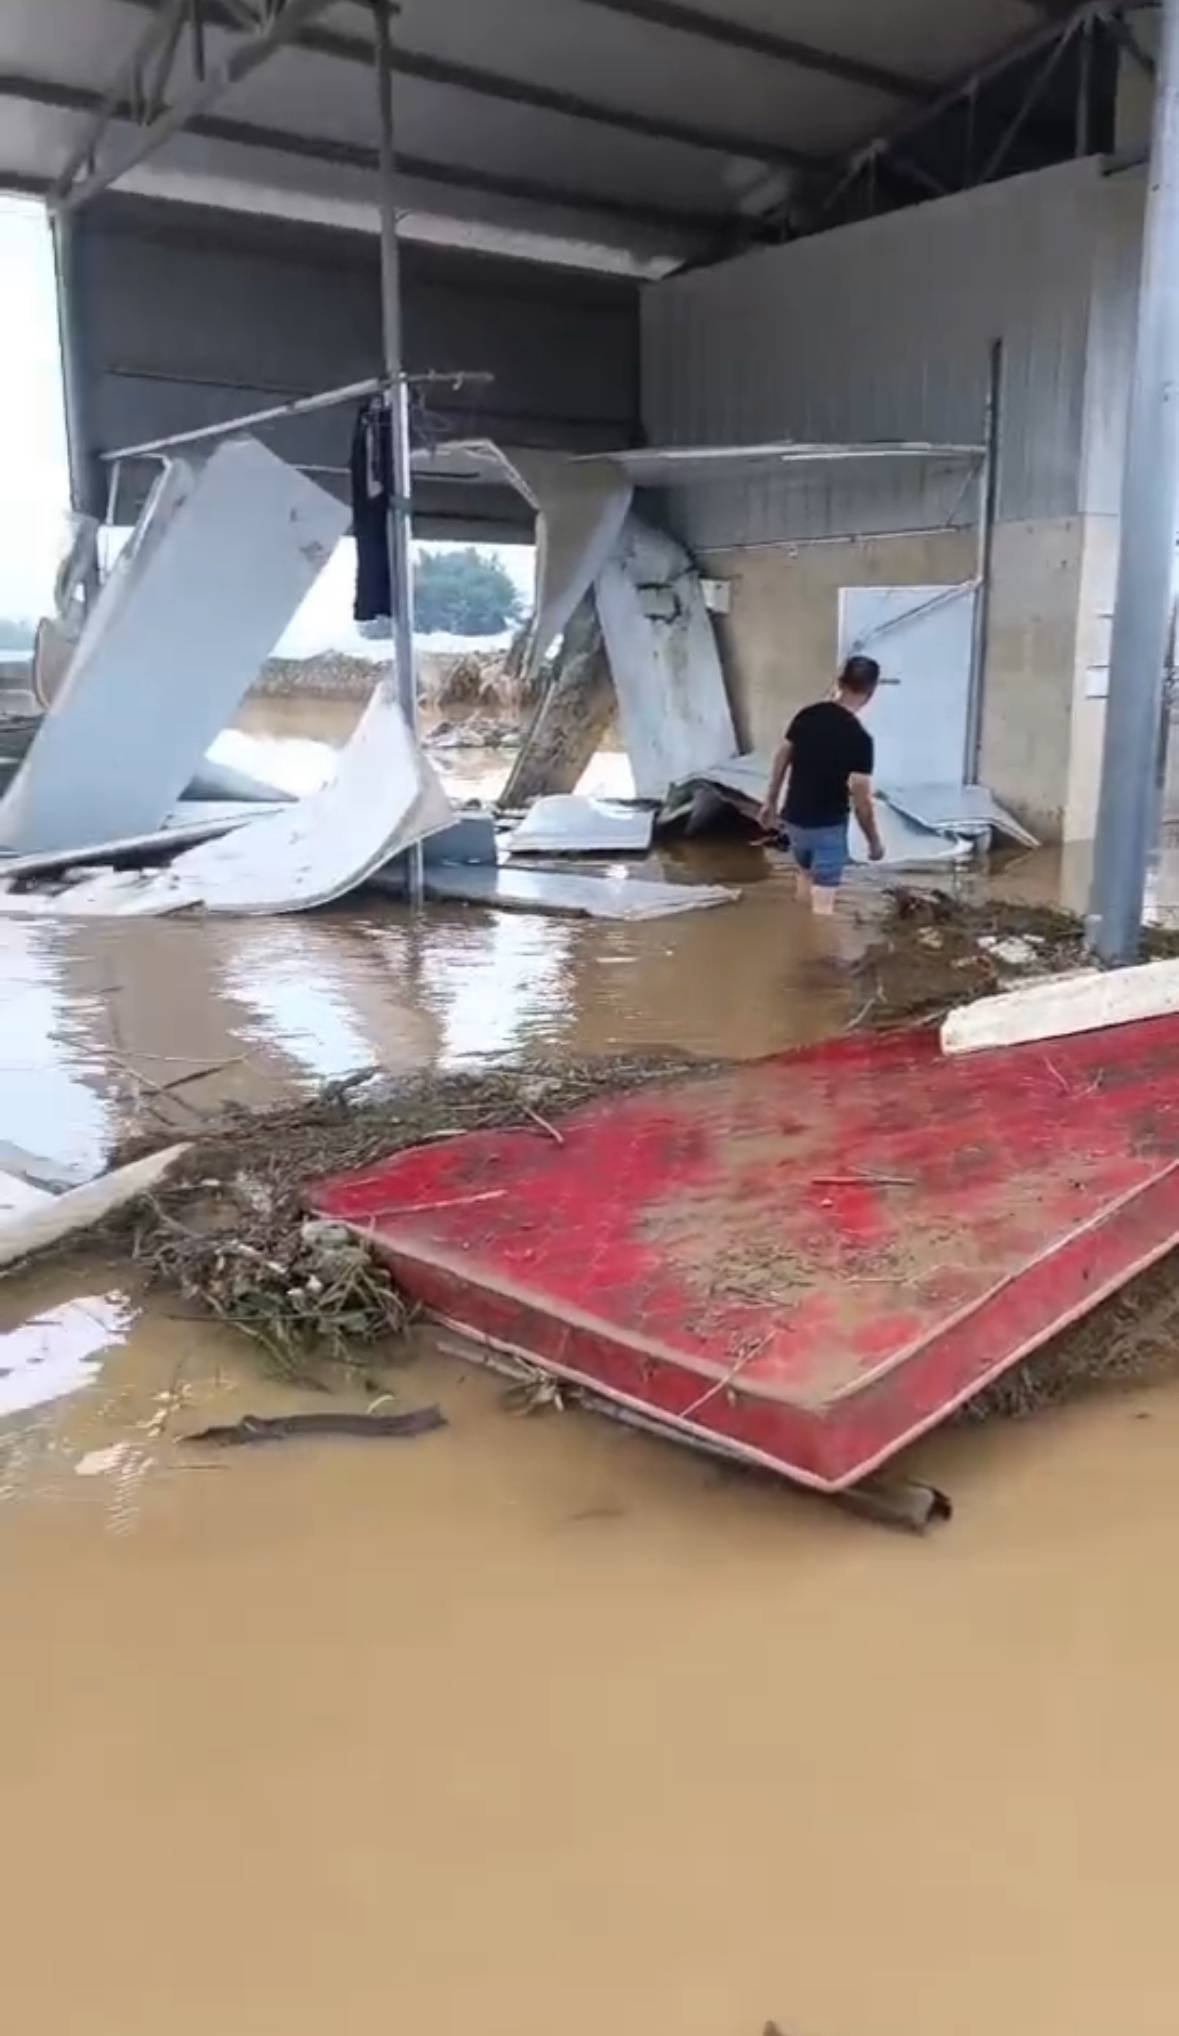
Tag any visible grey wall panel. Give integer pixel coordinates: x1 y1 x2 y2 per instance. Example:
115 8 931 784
642 159 1111 551
70 193 640 532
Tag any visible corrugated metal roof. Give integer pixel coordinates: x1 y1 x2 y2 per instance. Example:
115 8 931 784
0 0 1119 273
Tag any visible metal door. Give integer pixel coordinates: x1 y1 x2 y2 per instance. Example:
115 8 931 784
837 583 977 786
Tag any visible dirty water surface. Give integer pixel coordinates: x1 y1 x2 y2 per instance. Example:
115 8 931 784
5 1255 1179 2036
5 706 1179 2034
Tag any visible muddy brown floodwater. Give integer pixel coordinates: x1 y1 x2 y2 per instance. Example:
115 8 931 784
5 703 1179 2034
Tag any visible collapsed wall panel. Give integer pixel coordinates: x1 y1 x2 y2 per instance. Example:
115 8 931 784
0 439 348 856
595 516 737 800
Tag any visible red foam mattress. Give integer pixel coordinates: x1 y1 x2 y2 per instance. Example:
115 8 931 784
310 1017 1179 1489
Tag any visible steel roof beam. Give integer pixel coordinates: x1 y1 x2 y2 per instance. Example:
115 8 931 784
2 72 721 235
52 0 344 212
574 0 938 103
806 0 1140 224
115 0 825 169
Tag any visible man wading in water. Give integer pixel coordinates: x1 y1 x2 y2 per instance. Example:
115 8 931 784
758 655 885 916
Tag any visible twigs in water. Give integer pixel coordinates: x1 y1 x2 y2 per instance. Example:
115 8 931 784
116 1052 706 1381
184 1408 445 1447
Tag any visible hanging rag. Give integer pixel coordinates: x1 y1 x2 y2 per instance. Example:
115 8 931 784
351 395 392 625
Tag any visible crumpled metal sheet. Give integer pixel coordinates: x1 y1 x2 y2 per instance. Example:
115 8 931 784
665 753 973 868
508 795 654 857
881 782 1039 850
3 688 452 920
426 863 737 920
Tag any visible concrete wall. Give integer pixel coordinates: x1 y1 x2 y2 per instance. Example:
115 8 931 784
695 517 1090 838
985 519 1085 840
700 521 1082 840
642 159 1140 839
700 531 974 751
1062 170 1144 840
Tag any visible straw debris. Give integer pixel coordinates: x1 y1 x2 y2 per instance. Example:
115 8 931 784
113 1054 706 1381
858 889 1179 1031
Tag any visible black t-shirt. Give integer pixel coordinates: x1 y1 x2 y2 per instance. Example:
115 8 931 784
783 701 874 828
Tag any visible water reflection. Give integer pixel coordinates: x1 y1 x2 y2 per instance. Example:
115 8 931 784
0 1291 133 1419
416 909 575 1067
14 692 1179 1189
0 922 112 1173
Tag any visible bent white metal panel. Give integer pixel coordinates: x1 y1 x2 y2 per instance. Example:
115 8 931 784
427 863 736 919
0 811 271 886
941 960 1179 1057
882 782 1039 850
508 795 654 856
595 515 737 801
0 1145 190 1271
667 754 971 867
0 1173 53 1220
21 687 451 919
0 439 348 856
414 441 632 667
505 449 633 665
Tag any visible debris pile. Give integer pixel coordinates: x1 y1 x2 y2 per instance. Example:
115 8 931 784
116 1056 706 1379
856 889 1179 1031
964 1248 1179 1421
253 652 386 701
90 1029 1179 1432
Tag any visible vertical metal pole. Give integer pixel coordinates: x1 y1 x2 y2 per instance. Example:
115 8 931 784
50 214 101 561
1089 0 1179 965
964 339 1001 785
372 0 423 906
104 458 123 531
1075 9 1095 158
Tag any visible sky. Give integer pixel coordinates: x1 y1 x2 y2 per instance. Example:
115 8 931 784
0 196 535 654
0 196 72 627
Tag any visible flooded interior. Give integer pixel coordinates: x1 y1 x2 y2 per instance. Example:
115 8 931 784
5 698 1179 2034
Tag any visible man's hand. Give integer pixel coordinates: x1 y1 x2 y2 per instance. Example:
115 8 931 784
867 837 885 862
757 803 779 834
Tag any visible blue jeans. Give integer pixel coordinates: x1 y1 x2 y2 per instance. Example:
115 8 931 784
783 820 849 888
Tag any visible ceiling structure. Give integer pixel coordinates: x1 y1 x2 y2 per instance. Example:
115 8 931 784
0 0 1149 277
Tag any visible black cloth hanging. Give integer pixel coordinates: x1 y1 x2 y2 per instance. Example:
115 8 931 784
350 395 392 624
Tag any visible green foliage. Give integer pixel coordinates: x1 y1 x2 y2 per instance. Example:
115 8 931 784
413 547 523 637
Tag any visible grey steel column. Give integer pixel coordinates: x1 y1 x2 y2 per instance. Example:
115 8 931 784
51 216 97 519
1089 0 1179 964
964 339 1001 785
372 0 424 905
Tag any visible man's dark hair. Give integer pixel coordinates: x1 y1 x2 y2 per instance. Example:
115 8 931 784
838 655 881 698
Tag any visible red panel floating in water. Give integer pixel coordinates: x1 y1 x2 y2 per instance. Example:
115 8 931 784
310 1017 1179 1490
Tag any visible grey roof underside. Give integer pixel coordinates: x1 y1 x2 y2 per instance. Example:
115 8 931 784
0 0 1124 274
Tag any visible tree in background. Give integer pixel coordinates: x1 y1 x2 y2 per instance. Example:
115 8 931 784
414 547 523 636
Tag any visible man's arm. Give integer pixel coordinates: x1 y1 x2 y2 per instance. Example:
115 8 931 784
849 771 884 861
758 738 792 831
